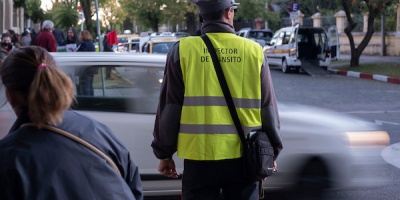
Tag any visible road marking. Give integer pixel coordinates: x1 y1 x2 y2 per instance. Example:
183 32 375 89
382 143 400 169
375 120 400 126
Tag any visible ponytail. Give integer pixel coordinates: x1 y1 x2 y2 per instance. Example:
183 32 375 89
0 46 74 128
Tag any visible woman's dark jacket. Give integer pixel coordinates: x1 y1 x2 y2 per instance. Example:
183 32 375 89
77 40 96 52
0 110 143 200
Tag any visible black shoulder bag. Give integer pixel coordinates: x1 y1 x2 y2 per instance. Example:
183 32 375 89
201 35 275 182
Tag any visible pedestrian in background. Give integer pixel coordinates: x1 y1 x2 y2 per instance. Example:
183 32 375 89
52 27 66 47
7 29 21 48
103 30 114 80
20 30 31 46
65 27 80 52
76 30 97 95
0 46 143 200
151 0 283 199
77 30 95 52
0 33 13 62
33 20 57 52
30 22 43 46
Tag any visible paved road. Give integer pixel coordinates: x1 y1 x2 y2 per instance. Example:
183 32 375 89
268 68 400 200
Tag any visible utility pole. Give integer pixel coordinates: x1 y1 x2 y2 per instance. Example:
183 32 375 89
381 13 386 56
95 0 103 52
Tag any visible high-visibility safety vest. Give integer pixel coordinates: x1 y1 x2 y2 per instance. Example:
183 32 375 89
177 33 264 160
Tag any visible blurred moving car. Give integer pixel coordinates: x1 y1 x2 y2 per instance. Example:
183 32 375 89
263 24 340 74
0 53 390 198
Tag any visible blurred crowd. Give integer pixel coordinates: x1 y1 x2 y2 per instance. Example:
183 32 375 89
0 20 99 62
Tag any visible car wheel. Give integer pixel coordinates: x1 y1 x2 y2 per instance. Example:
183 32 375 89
282 59 289 73
287 159 331 200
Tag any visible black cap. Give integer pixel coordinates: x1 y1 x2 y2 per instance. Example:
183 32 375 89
191 0 240 15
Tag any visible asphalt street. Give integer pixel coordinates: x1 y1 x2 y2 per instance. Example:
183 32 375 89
268 65 400 200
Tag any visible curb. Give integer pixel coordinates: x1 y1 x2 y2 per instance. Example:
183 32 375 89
328 69 400 85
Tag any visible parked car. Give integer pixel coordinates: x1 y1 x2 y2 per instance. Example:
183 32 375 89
114 36 140 53
263 25 340 74
0 52 390 198
237 28 274 47
140 37 180 54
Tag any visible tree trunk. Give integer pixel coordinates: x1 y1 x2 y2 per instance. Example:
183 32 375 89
341 0 359 67
152 19 159 33
350 51 360 66
80 0 93 35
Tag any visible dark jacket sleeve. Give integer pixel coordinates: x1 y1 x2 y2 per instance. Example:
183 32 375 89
124 153 143 200
0 49 7 62
103 37 113 52
151 42 184 159
260 56 283 160
77 42 87 52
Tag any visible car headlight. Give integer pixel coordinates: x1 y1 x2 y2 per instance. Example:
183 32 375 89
346 131 390 146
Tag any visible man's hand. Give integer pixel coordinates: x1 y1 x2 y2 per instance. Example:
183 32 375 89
158 158 180 178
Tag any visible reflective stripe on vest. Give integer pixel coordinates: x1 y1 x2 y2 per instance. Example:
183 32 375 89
178 33 264 160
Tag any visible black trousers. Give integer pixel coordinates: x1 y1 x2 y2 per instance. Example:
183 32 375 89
182 158 259 200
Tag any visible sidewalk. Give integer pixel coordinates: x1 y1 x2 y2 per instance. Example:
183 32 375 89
328 54 400 85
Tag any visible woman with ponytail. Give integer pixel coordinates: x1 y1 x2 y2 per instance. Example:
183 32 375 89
0 46 143 200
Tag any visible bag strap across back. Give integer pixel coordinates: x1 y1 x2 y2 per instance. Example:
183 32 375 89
21 123 121 176
201 35 248 150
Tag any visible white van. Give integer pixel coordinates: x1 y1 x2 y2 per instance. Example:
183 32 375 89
263 25 339 74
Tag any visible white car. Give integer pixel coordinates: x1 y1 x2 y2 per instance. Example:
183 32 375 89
264 25 340 74
0 52 390 198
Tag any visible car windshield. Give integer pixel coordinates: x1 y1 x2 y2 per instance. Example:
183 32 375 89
118 38 129 44
152 42 176 54
249 31 273 40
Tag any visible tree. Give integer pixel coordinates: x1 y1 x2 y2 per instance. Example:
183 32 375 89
121 0 166 32
24 0 45 23
162 0 196 32
235 0 269 21
49 1 79 30
102 0 127 31
79 0 93 34
340 0 394 67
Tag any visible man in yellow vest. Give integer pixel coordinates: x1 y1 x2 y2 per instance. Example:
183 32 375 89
151 0 283 199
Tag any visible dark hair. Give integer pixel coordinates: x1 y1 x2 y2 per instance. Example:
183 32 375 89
200 9 225 21
7 30 15 36
0 46 74 128
66 27 79 44
1 33 11 40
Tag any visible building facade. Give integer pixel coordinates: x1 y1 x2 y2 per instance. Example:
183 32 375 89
1 0 25 35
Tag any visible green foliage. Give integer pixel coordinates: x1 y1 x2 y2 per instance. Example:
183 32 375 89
120 0 197 32
24 0 44 23
235 0 269 21
102 0 128 29
162 0 197 31
48 2 79 30
120 0 164 31
265 11 281 31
